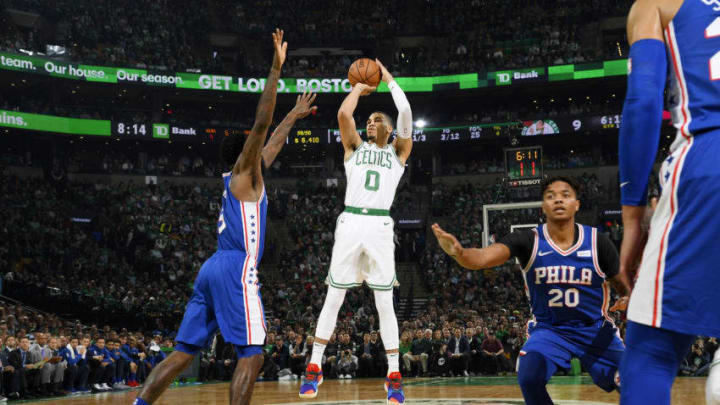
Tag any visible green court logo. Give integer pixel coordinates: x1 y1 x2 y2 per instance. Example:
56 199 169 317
153 123 169 139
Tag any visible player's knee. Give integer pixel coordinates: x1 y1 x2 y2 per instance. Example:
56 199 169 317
517 352 548 390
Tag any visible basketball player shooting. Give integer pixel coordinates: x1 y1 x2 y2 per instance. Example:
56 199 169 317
298 60 412 404
133 29 317 405
617 1 720 404
432 177 630 405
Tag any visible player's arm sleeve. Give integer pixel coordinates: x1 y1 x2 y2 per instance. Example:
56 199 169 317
497 230 534 268
619 39 667 206
389 81 412 139
597 233 620 279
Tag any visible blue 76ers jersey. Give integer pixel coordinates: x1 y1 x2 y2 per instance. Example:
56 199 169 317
664 0 720 152
522 224 613 326
217 172 267 262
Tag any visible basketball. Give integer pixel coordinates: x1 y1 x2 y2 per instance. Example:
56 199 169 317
348 58 382 88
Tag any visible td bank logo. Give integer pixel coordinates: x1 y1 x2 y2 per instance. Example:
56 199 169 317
153 124 169 139
496 71 512 85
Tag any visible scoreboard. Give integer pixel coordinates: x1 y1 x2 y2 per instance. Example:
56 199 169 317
505 146 543 186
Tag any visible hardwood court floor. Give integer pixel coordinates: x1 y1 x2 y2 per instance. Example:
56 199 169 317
18 376 707 404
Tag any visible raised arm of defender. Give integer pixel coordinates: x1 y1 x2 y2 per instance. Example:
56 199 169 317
431 223 512 270
262 91 318 169
376 59 413 165
230 29 286 201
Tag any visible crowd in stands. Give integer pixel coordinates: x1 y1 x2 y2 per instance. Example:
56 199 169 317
0 153 716 401
4 0 209 74
1 0 633 77
0 299 176 400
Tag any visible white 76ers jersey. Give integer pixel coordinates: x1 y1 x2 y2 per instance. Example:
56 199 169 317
344 142 404 210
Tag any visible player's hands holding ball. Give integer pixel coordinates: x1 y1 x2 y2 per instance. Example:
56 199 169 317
271 28 287 71
431 223 464 259
375 59 393 84
354 83 376 96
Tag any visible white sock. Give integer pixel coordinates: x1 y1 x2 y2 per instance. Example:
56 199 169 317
310 341 326 366
387 352 400 374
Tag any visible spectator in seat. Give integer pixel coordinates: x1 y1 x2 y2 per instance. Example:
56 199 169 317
429 330 449 377
468 327 484 375
336 332 357 379
481 329 511 375
289 334 308 378
369 331 386 376
214 342 235 381
403 329 431 377
357 333 378 377
447 328 470 377
2 336 19 399
270 335 289 371
322 333 338 378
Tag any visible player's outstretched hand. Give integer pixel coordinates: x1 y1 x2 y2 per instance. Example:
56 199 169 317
431 223 462 258
375 59 393 84
354 83 376 96
271 28 287 70
291 91 318 119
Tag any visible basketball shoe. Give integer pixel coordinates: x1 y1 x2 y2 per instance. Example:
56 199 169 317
298 363 323 398
384 371 405 404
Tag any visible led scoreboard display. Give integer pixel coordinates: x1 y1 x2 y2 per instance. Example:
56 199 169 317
505 146 543 186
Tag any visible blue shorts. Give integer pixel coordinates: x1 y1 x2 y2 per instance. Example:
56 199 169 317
176 250 267 349
521 320 624 392
176 342 263 359
628 133 720 337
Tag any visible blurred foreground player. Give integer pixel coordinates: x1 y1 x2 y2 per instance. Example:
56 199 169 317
299 60 413 404
618 1 720 404
432 177 629 405
133 29 317 405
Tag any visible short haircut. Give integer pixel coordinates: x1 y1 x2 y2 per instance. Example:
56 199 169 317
219 133 247 168
541 176 581 199
371 111 394 130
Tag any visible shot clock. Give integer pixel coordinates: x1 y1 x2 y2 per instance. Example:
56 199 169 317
505 146 542 180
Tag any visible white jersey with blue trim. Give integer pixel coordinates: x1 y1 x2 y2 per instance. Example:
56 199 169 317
522 224 613 326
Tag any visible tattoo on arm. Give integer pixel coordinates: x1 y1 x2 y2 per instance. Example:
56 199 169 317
233 67 281 176
262 111 298 169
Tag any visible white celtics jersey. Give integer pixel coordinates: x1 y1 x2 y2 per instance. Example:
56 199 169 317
344 141 404 211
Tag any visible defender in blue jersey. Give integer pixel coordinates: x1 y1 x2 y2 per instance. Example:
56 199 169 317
133 30 318 405
618 1 720 404
432 177 629 405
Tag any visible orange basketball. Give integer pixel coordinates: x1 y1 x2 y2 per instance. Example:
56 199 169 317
348 58 381 88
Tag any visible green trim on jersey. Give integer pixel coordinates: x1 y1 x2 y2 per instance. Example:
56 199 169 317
388 144 404 166
344 141 365 162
